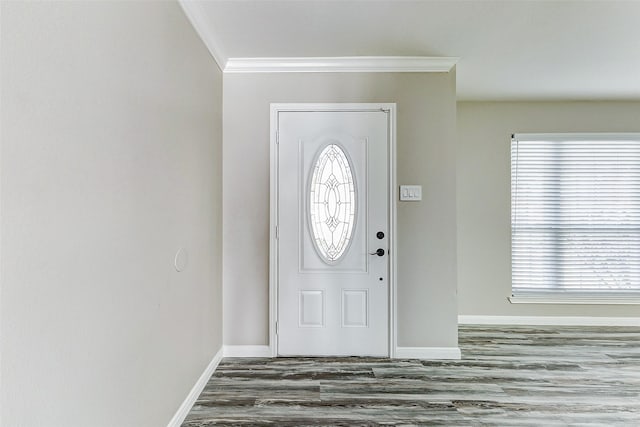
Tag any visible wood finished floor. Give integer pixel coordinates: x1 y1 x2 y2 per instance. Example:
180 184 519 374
182 326 640 426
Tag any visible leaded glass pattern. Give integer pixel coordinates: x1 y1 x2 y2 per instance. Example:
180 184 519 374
309 144 357 263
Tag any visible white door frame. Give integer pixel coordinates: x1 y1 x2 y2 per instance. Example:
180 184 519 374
269 103 397 357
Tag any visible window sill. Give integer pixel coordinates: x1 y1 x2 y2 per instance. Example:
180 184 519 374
508 295 640 305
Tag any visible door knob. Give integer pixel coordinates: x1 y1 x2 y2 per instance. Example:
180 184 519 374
370 248 385 257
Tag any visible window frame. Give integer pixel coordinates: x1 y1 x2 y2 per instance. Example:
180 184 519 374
510 133 640 305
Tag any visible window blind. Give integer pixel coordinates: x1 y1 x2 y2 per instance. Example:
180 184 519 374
511 134 640 297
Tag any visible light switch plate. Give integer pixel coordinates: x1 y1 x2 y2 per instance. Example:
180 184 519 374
400 185 422 201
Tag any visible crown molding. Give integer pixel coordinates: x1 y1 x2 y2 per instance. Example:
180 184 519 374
178 3 458 74
179 0 227 70
224 56 458 73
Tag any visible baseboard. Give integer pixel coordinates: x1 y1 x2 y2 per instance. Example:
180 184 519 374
223 345 273 357
395 346 461 360
167 346 223 427
458 315 640 327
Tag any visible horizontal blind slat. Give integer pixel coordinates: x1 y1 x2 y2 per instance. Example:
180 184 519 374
512 137 640 295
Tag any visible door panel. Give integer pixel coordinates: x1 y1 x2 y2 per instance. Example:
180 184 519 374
277 109 389 356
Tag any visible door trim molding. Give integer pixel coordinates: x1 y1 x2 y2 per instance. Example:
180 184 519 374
270 103 397 358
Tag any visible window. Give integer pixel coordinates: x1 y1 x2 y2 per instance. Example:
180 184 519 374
308 144 357 263
511 134 640 302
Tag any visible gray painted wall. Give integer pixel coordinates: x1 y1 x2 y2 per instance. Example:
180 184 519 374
457 101 640 317
223 72 458 349
0 2 223 426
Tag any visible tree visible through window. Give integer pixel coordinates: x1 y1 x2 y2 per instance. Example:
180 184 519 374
511 134 640 298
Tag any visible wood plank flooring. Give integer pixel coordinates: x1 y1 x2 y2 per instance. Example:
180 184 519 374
182 326 640 426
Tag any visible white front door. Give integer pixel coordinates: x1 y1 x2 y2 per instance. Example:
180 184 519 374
275 105 392 356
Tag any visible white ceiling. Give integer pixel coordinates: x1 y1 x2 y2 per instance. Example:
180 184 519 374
185 0 640 101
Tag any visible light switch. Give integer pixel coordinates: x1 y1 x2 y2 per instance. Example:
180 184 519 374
400 185 422 201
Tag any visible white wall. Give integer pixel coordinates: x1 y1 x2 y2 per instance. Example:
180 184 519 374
457 101 640 317
0 2 223 426
223 72 458 349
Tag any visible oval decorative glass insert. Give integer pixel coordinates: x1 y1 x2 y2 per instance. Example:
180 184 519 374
309 144 357 263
